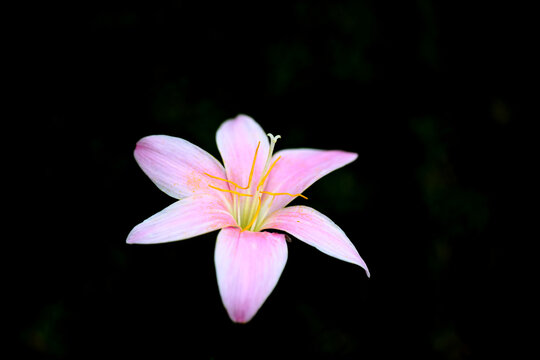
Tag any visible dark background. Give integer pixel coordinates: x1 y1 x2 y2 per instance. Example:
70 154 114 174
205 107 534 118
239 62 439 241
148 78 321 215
11 1 531 359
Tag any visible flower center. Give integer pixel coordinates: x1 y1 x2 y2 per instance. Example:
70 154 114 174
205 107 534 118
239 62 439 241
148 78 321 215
204 134 307 231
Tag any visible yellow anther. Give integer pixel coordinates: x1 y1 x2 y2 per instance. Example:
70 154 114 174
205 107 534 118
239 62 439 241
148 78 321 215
204 141 260 190
257 156 281 191
242 141 260 190
208 184 254 197
260 191 308 200
204 173 243 189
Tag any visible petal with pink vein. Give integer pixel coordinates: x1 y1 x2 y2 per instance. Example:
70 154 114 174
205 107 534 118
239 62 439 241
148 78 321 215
135 135 228 199
261 149 358 214
216 115 270 191
126 194 237 244
262 205 369 277
215 227 288 323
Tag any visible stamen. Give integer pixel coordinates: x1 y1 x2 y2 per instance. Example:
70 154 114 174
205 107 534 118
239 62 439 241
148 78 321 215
243 196 262 231
205 134 308 232
257 156 281 191
203 141 260 190
260 191 308 200
208 184 254 197
204 173 243 189
241 141 260 190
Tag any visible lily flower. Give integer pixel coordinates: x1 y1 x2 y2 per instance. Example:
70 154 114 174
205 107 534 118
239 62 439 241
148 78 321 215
127 115 369 323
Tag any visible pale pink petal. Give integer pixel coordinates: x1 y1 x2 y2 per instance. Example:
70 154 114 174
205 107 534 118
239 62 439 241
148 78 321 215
262 148 358 214
261 206 369 277
215 227 288 323
135 135 229 199
127 194 237 244
216 115 270 191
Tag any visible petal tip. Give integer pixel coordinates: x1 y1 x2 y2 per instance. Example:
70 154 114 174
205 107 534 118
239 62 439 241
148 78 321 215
352 254 370 278
233 113 255 122
126 231 138 244
224 114 261 131
133 136 154 159
341 151 358 164
230 314 251 324
134 135 153 148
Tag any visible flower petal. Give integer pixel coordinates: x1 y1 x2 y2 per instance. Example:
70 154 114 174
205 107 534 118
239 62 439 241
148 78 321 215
216 115 270 191
135 135 228 199
127 194 237 244
261 205 369 277
215 227 287 323
262 148 358 214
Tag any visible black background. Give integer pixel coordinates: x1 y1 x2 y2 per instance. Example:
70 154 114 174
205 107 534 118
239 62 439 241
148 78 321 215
10 1 531 359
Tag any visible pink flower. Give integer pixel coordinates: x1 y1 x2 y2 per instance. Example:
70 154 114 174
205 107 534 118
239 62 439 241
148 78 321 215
127 115 369 323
